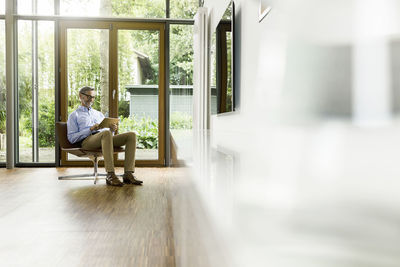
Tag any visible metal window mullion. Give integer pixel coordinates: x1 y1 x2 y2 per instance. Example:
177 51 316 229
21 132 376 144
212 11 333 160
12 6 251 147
31 0 39 162
166 0 170 18
14 15 19 165
5 0 15 168
54 22 60 166
165 21 170 166
15 15 194 25
55 0 61 166
32 20 39 162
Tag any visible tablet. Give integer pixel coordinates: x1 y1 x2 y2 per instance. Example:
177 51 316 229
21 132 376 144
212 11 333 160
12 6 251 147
98 117 119 129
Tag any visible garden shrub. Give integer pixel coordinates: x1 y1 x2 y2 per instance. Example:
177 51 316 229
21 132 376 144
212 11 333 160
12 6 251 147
170 112 192 129
119 116 158 149
118 100 130 118
38 99 55 147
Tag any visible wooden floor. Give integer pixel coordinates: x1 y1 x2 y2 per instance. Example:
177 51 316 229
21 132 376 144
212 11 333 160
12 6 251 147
0 167 177 267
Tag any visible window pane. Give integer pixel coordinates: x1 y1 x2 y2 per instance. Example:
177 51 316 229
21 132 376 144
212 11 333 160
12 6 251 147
60 0 165 18
18 21 32 162
118 29 160 160
170 0 198 19
65 28 109 161
0 0 4 14
169 24 193 163
18 20 55 163
0 20 5 162
18 0 54 15
38 22 55 162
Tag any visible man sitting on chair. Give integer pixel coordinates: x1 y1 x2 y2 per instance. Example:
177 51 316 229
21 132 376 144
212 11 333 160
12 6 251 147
67 86 143 187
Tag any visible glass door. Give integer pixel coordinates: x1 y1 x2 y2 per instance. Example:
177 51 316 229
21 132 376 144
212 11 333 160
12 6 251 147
112 23 165 166
59 21 165 166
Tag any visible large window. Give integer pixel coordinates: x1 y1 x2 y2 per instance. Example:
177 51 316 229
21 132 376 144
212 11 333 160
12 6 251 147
169 24 193 163
0 20 5 163
18 20 55 163
60 0 165 18
5 0 197 166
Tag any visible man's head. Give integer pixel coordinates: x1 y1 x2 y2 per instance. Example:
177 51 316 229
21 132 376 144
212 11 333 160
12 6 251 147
79 86 96 108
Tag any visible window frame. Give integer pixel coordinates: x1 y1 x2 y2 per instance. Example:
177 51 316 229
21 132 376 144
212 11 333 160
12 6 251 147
4 0 198 167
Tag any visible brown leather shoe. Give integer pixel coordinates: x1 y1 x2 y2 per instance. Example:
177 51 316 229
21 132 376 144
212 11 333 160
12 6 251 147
106 173 124 187
123 172 143 185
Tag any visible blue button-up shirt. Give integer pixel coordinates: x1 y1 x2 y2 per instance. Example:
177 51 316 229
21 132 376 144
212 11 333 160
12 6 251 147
67 105 105 144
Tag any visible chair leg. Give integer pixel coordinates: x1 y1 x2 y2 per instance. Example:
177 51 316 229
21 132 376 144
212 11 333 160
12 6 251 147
93 156 99 185
58 174 98 180
58 154 120 183
58 155 108 182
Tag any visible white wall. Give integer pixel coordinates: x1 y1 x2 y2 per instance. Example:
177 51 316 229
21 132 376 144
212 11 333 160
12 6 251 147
205 0 400 133
178 2 400 266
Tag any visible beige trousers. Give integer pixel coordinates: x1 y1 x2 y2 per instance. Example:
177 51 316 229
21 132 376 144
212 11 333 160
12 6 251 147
81 130 136 173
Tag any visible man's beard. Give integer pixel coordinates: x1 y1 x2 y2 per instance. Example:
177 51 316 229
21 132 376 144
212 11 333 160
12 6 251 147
84 100 93 107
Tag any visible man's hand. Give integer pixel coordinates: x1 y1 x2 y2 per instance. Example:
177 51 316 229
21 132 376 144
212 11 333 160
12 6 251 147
109 123 118 132
90 123 99 131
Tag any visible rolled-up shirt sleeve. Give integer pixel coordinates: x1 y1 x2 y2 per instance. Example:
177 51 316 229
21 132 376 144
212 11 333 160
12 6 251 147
67 112 91 144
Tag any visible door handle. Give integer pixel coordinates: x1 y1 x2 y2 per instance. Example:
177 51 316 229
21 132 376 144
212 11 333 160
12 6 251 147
113 89 116 100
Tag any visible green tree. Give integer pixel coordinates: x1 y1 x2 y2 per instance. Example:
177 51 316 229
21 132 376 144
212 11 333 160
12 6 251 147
170 24 193 85
111 0 165 18
170 0 198 19
38 99 55 147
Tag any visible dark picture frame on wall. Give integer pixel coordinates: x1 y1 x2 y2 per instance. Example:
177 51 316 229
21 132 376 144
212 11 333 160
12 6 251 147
210 0 235 115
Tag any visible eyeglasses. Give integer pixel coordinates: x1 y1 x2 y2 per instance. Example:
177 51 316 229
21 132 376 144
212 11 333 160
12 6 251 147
81 93 96 100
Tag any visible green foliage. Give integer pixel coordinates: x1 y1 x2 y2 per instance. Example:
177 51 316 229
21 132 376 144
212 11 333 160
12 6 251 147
0 90 5 134
19 110 32 148
170 25 194 85
118 28 159 97
38 97 55 147
17 21 55 149
170 112 192 129
111 0 165 18
18 76 33 140
135 117 158 149
0 23 5 134
118 100 130 118
169 3 197 87
18 91 55 148
222 2 232 20
18 78 33 117
170 0 198 19
119 116 158 149
118 111 192 150
67 28 104 112
19 135 32 149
